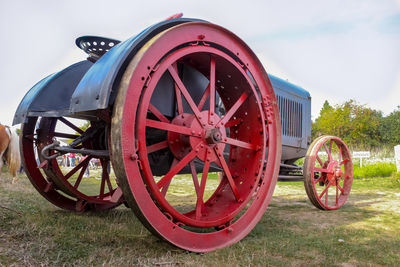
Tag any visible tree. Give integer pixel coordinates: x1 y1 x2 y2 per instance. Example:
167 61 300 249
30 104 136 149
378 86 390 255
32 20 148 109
321 100 333 114
312 100 382 149
379 106 400 146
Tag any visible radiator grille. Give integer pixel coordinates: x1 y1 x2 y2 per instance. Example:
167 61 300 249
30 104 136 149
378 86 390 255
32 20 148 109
277 95 303 138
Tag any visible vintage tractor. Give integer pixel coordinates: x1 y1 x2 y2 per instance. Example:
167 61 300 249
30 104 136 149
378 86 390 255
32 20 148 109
13 14 353 252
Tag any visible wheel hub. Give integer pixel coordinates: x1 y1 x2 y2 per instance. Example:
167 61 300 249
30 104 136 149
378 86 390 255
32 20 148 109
205 128 222 144
326 160 342 185
168 111 226 162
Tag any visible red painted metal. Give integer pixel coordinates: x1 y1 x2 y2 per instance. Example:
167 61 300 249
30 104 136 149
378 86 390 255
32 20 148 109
111 21 282 252
21 116 121 211
304 135 353 210
37 117 122 208
21 117 81 211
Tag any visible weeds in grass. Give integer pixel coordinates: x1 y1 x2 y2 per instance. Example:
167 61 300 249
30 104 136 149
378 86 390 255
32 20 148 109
353 162 397 178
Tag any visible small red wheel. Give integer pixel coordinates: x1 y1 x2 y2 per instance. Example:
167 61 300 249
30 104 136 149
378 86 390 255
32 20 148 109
304 135 353 210
21 116 121 211
111 22 281 252
36 117 122 210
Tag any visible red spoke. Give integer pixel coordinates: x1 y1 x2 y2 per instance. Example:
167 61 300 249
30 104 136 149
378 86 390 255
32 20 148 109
161 158 178 196
73 162 88 189
214 147 241 201
53 132 80 139
336 182 339 205
64 156 92 180
337 183 344 194
110 187 123 203
324 143 332 161
99 159 112 198
313 168 331 174
319 182 331 199
209 56 216 124
196 153 210 219
314 176 323 185
147 141 169 154
172 63 184 114
167 65 202 120
157 147 199 189
148 103 170 123
189 161 201 197
329 140 333 159
223 137 257 151
217 92 248 127
100 169 106 198
104 165 113 193
325 187 329 205
316 155 323 167
224 118 242 128
339 145 343 163
146 119 197 136
197 84 210 111
58 117 84 134
340 159 350 165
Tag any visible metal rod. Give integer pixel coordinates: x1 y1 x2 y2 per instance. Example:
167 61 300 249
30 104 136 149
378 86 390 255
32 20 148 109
278 175 304 181
279 163 302 169
40 140 109 159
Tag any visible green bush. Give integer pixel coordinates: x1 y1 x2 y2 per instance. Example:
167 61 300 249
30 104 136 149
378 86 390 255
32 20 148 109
353 162 396 178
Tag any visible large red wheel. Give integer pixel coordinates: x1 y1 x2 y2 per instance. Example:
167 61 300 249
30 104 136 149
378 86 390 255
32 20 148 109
111 22 281 252
21 116 121 211
304 135 353 210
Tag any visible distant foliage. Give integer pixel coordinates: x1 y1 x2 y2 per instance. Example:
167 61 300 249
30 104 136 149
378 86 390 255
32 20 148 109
312 100 382 149
379 107 400 147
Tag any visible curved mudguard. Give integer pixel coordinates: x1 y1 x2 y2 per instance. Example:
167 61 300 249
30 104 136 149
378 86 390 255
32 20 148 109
13 61 93 125
13 17 204 125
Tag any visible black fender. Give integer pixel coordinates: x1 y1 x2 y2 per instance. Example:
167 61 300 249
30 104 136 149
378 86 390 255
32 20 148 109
69 17 205 114
13 60 93 125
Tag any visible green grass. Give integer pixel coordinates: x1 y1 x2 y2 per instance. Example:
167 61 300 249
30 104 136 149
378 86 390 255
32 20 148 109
1 170 399 266
353 161 397 178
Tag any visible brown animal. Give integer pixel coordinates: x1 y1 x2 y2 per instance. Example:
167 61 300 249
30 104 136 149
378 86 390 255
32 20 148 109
0 124 21 183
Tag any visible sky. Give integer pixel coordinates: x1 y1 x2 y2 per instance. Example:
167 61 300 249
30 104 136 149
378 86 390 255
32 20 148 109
0 0 399 126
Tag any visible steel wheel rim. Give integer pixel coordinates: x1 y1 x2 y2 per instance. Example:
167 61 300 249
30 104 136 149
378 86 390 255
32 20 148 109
304 135 353 210
111 22 282 252
21 117 80 211
37 117 122 207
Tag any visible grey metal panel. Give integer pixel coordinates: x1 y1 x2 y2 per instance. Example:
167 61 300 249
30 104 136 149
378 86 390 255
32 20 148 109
70 18 205 114
13 60 93 125
13 73 56 125
270 74 312 162
268 74 310 99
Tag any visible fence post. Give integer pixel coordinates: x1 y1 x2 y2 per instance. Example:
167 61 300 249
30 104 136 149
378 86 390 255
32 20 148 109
395 145 400 173
353 151 370 168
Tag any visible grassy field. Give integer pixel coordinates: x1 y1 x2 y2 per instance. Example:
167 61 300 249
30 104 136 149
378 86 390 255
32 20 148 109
1 170 399 267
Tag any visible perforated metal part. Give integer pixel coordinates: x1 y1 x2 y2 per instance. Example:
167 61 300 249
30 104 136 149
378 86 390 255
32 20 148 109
75 36 121 60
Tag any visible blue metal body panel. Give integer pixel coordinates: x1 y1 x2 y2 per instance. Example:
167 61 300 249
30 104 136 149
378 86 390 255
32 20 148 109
269 75 310 99
70 18 204 114
269 74 312 162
